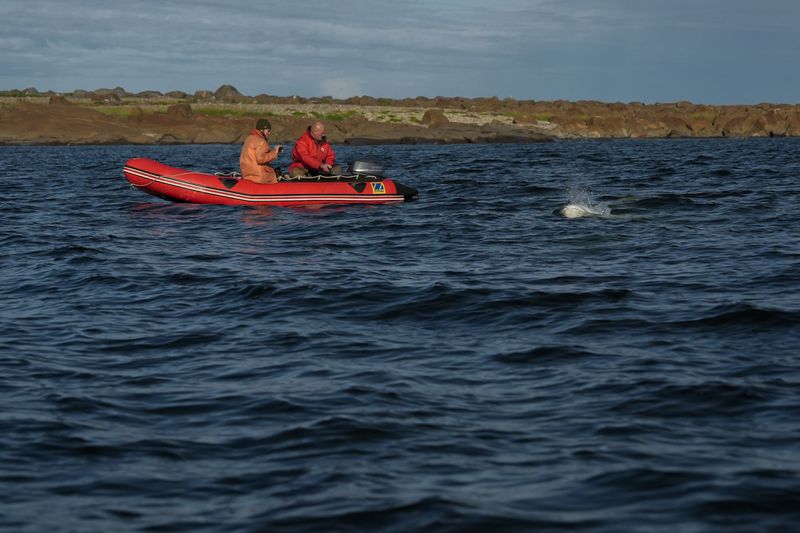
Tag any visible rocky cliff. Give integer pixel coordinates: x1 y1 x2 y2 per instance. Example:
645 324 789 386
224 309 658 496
2 86 798 145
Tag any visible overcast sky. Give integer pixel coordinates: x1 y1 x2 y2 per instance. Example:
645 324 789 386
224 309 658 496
2 0 798 104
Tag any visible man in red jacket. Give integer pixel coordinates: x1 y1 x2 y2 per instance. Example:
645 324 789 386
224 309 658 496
289 121 342 177
240 118 282 183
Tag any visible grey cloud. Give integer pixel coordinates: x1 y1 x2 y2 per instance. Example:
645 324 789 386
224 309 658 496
2 0 799 102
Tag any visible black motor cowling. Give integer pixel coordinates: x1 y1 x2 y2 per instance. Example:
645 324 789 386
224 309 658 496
349 159 385 178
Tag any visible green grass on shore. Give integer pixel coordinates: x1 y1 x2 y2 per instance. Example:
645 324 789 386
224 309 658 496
92 106 148 118
90 105 365 122
192 107 270 119
310 110 360 121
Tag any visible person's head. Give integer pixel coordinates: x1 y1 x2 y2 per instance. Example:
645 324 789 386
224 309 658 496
255 118 272 136
309 121 326 141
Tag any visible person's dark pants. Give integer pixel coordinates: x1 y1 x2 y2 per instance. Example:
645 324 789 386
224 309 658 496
290 165 342 177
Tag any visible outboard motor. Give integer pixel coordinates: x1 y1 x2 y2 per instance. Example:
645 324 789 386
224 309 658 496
349 159 385 178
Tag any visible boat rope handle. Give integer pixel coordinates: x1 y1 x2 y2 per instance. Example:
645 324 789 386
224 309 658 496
278 173 380 182
128 170 197 188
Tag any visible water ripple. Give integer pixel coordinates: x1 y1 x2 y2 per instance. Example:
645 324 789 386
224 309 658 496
2 139 800 532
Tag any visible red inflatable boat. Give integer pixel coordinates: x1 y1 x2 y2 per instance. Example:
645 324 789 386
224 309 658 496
123 158 418 207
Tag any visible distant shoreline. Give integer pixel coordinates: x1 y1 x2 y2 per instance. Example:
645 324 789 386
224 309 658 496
2 86 799 145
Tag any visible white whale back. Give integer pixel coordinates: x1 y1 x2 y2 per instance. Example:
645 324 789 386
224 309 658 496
559 204 602 218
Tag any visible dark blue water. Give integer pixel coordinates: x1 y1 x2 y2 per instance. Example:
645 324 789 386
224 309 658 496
2 139 800 532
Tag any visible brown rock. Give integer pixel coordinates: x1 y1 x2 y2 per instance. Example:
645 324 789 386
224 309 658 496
253 93 282 104
13 88 800 143
93 87 128 98
48 95 73 106
469 96 502 112
420 109 449 126
344 96 369 106
128 106 147 121
166 103 193 118
660 116 692 137
0 99 140 145
586 115 627 137
134 90 163 98
721 114 768 137
762 109 787 136
786 112 800 136
214 84 248 103
90 92 121 103
194 90 214 101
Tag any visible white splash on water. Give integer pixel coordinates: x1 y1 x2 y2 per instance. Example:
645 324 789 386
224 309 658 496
556 185 610 218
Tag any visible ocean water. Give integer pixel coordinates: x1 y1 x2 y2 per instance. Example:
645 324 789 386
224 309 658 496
1 139 799 532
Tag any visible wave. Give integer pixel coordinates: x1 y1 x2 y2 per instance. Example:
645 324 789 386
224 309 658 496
628 194 702 209
676 302 800 329
689 482 800 527
252 495 602 532
563 302 800 339
586 466 711 492
608 381 776 418
4 141 800 533
95 331 225 353
357 285 635 325
493 344 599 364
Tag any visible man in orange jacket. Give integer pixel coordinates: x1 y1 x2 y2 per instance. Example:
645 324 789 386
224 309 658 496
289 121 342 177
240 118 282 183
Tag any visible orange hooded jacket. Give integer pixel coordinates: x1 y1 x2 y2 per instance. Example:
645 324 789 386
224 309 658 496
289 127 336 173
240 129 278 183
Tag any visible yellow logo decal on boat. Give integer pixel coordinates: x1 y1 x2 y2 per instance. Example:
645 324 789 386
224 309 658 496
371 182 386 194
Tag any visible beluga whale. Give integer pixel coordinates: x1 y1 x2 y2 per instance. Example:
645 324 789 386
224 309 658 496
555 203 606 218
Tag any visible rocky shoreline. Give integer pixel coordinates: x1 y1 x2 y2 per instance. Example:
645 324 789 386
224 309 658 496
2 85 799 145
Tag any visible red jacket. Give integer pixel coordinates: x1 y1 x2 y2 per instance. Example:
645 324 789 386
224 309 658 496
240 129 278 183
289 128 336 172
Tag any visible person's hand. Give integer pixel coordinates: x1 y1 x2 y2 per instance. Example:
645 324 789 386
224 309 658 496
320 163 331 173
